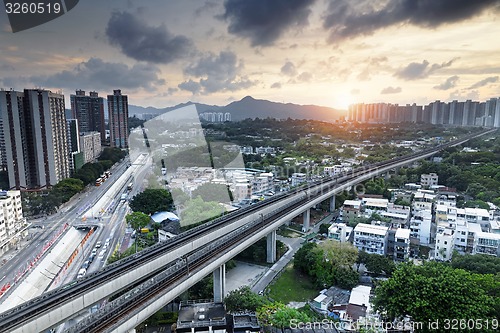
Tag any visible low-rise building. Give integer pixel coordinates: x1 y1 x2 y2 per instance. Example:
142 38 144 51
340 200 362 223
393 228 411 261
412 190 435 212
177 301 226 333
291 173 306 187
328 223 353 242
473 232 500 256
435 226 454 261
421 173 438 188
0 190 27 255
353 223 388 255
409 210 433 245
79 131 101 164
362 198 389 213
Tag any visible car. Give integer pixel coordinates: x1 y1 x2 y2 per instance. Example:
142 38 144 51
77 268 87 279
98 250 106 261
82 260 90 269
91 248 97 256
96 241 102 248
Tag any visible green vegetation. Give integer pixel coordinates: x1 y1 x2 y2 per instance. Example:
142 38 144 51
267 264 318 303
257 302 312 330
451 253 500 275
191 183 234 202
276 226 302 238
356 251 395 276
125 211 150 230
21 147 127 216
294 241 359 290
224 286 269 312
373 261 499 333
129 188 173 215
236 238 287 264
180 196 225 227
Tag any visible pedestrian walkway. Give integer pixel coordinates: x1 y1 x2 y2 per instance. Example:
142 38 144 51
251 212 336 293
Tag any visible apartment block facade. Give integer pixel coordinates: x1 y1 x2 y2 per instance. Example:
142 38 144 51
0 190 26 254
70 90 105 143
107 89 129 148
0 89 70 190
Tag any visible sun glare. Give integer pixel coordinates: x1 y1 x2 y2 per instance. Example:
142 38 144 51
336 94 352 110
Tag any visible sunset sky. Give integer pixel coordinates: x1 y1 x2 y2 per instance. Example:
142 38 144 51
1 0 500 110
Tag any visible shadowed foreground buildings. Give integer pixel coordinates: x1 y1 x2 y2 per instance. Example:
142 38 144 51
0 89 69 190
70 90 106 144
108 89 129 148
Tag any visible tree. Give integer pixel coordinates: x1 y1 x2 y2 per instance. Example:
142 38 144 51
451 253 500 275
53 178 84 200
294 242 320 275
319 223 330 235
358 252 396 276
129 189 173 215
373 262 498 332
191 183 234 203
126 211 150 230
257 302 311 330
224 286 268 312
180 196 224 227
319 240 358 269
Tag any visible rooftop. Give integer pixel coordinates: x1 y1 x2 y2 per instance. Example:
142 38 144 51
395 228 411 239
177 301 226 329
354 223 388 236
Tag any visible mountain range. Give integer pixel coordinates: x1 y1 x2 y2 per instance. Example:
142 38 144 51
128 96 346 122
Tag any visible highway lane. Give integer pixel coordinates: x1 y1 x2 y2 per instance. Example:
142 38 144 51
0 158 131 305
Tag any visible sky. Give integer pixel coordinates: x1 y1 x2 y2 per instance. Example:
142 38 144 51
1 0 500 110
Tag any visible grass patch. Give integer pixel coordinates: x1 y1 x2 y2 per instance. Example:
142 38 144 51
267 263 318 304
277 227 302 238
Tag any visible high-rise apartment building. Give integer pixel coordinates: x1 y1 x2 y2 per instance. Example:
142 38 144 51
0 89 70 190
348 97 500 127
70 90 105 144
107 89 128 148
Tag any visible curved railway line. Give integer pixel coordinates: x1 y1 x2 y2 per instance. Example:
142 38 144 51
0 128 495 333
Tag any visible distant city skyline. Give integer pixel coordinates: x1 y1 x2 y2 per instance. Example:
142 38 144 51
1 1 500 110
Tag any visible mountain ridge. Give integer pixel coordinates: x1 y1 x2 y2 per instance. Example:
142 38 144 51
128 96 346 122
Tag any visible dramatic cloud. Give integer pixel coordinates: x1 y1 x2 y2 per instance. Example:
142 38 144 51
381 86 402 94
106 11 194 64
357 56 389 81
449 89 480 101
179 51 256 94
324 0 500 42
25 58 165 91
281 61 298 76
297 72 313 82
271 82 282 89
467 76 499 89
395 59 456 80
221 0 316 46
433 75 459 90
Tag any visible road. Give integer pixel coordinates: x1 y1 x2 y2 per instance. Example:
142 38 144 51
0 155 151 306
251 213 335 293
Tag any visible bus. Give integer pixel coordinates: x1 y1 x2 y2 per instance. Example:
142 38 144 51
127 182 133 191
95 178 103 186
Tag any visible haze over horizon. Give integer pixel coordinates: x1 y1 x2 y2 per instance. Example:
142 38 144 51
1 0 500 110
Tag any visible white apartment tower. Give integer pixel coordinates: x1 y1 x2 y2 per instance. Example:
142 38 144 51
0 190 26 254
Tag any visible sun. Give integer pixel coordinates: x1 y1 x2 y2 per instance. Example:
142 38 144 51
335 93 352 110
